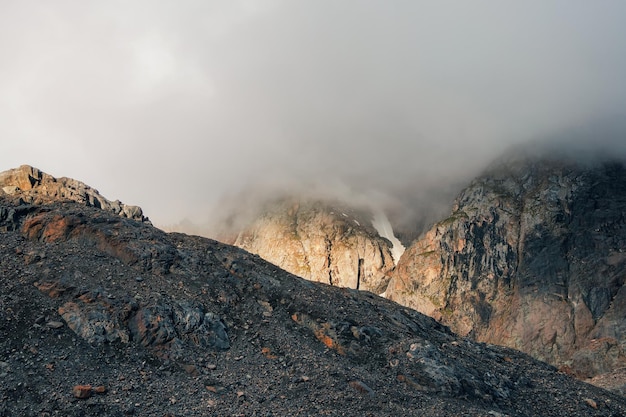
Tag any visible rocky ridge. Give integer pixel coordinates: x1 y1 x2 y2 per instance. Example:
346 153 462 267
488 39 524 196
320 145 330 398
386 156 626 392
2 166 624 416
0 165 148 223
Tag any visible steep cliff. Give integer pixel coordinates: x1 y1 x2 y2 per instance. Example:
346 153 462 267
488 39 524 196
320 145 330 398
386 156 626 385
232 198 396 293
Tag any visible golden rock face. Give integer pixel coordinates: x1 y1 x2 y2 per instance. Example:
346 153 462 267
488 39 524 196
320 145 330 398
234 198 395 293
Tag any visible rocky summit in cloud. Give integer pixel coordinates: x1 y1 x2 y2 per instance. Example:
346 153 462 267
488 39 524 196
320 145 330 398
218 146 626 396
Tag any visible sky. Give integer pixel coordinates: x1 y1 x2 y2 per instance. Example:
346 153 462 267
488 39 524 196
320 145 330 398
2 1 626 229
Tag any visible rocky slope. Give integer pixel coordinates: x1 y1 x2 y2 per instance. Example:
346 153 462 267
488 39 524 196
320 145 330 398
386 156 626 392
2 167 625 416
0 165 148 223
231 198 397 293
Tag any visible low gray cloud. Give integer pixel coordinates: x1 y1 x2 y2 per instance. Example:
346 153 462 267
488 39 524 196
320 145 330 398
1 1 626 229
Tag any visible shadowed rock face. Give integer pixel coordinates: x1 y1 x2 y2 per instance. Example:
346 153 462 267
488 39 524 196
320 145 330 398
232 198 395 293
386 157 626 388
2 167 625 416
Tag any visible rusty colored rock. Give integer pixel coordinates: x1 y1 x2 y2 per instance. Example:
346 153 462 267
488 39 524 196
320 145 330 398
72 385 92 399
261 347 277 359
34 281 68 298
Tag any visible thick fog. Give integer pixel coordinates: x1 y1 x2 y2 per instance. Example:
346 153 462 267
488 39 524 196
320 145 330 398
1 1 626 230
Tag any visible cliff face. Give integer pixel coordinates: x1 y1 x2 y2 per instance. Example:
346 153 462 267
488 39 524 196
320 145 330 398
233 198 396 293
386 157 626 382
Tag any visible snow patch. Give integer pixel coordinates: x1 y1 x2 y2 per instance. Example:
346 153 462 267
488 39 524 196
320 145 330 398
371 210 405 265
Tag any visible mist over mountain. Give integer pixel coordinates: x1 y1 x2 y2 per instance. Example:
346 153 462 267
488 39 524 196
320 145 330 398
181 116 626 247
2 1 626 228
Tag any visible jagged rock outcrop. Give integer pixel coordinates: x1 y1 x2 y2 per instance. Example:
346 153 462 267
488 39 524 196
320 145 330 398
232 198 396 293
0 165 148 223
2 172 626 416
386 156 626 388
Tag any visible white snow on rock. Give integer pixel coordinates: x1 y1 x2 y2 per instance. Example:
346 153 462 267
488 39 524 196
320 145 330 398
372 210 405 265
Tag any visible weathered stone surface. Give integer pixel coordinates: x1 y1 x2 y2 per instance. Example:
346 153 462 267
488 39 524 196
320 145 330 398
232 198 395 293
128 301 229 352
0 165 149 223
58 299 133 345
44 287 231 355
21 209 178 274
387 156 626 380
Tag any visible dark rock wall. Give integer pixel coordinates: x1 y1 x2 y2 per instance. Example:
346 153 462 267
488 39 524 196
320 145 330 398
387 159 626 378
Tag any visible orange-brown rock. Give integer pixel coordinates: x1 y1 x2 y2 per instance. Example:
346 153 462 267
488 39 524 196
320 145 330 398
232 198 395 293
72 385 92 399
34 281 69 298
